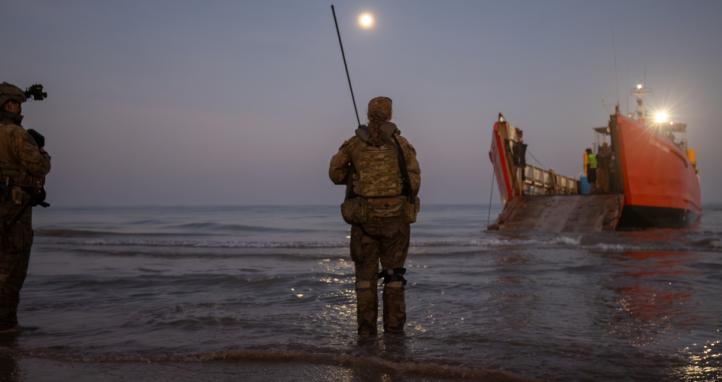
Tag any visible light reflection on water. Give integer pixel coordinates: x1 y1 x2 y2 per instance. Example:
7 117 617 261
679 338 722 381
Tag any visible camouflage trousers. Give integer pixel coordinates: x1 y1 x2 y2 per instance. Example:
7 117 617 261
0 204 33 328
350 219 410 335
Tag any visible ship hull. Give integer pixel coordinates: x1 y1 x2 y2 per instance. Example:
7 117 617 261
613 115 702 228
617 205 700 229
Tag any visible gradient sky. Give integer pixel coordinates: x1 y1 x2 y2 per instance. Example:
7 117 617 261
4 0 721 206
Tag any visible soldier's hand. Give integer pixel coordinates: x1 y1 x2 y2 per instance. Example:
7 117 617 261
27 129 45 148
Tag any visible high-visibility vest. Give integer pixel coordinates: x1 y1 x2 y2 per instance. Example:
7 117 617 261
587 153 598 169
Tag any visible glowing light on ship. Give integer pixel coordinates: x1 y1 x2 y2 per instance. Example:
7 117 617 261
654 110 670 124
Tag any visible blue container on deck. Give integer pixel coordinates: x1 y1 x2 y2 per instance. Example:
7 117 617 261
579 175 591 194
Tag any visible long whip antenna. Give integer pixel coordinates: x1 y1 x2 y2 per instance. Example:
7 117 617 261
331 5 361 126
612 30 620 108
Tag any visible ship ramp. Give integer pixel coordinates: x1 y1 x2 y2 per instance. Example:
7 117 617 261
489 114 624 232
491 194 624 233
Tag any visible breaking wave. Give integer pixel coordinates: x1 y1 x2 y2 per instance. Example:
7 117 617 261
34 234 722 261
168 222 319 233
35 228 212 238
36 224 321 237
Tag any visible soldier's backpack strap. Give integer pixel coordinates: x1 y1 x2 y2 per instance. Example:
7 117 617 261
391 134 413 203
344 163 356 201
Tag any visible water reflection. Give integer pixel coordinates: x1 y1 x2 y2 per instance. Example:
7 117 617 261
610 250 692 344
490 251 536 331
679 338 722 381
316 257 356 326
347 334 411 382
608 250 721 380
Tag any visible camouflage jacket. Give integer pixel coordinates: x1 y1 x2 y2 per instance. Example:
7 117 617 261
329 122 420 198
0 121 51 189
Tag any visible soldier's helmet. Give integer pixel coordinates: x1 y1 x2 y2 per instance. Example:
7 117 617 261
368 96 392 123
0 82 27 106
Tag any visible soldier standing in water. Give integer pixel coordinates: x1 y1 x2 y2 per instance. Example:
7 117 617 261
0 82 51 332
329 97 420 336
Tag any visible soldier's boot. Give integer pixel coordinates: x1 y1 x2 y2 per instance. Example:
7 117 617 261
382 281 406 334
0 290 19 332
355 280 378 336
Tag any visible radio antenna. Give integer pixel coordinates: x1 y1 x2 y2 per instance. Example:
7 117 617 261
331 5 361 127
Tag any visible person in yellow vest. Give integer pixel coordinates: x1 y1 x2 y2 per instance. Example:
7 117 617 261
329 97 420 336
585 148 597 193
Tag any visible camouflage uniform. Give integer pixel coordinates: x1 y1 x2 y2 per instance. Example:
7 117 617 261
0 83 51 330
329 97 420 335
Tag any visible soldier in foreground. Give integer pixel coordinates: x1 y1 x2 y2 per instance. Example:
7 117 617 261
0 82 51 332
329 97 420 336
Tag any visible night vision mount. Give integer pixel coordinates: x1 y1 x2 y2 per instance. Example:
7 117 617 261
24 84 47 101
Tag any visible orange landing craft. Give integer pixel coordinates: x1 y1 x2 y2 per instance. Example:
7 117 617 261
488 86 701 232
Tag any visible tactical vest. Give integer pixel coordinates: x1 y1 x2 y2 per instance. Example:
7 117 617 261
352 141 403 198
0 123 44 189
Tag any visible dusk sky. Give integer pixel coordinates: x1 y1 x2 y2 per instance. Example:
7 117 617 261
4 0 721 206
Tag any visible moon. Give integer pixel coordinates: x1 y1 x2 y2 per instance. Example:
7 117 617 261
358 12 375 29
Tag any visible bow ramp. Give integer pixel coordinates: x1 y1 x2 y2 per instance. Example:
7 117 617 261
492 194 624 233
488 114 624 233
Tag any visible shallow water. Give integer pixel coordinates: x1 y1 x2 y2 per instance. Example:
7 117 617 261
3 204 721 380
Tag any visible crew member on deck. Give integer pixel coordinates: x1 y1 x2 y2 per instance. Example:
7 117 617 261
585 148 597 193
596 143 612 194
511 129 527 194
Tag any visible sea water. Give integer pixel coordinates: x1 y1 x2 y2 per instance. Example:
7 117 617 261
3 204 722 381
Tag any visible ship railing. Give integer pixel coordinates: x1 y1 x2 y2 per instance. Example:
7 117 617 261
522 165 579 196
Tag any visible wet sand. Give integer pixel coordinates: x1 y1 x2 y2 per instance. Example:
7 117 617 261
2 355 535 382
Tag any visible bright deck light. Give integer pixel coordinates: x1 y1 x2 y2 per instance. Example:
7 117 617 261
358 12 374 29
636 84 643 90
654 110 670 124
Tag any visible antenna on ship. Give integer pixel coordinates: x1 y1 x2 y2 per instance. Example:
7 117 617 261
632 83 650 121
611 30 620 107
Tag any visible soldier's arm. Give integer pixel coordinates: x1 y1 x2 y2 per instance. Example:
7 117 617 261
329 139 353 185
11 127 51 177
398 136 420 195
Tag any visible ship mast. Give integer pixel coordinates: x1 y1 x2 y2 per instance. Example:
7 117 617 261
632 83 649 123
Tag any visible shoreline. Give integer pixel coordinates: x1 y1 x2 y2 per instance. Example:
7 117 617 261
1 351 536 382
